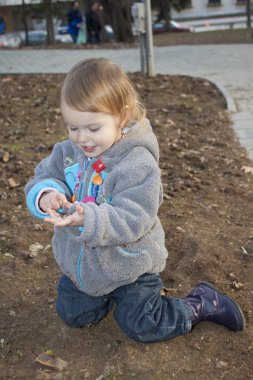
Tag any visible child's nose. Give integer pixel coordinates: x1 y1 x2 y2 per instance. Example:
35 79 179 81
79 129 89 142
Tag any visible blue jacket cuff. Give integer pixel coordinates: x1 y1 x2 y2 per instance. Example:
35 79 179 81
26 180 66 220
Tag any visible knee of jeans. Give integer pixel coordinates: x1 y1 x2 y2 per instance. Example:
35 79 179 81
56 297 109 328
56 300 79 327
114 308 156 342
116 322 151 343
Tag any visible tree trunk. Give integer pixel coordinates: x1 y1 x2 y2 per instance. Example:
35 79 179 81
246 0 252 29
110 0 133 42
156 0 171 31
21 0 29 45
44 0 55 44
166 0 172 31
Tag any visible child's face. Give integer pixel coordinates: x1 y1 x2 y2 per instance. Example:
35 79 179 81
61 100 121 158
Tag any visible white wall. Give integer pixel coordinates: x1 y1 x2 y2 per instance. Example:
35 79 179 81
172 0 247 19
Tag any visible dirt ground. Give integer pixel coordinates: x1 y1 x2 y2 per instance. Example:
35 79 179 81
0 73 253 380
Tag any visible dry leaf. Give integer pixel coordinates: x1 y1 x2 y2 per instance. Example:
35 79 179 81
241 166 253 174
166 119 175 127
3 151 10 162
7 177 20 188
35 352 68 371
2 77 13 83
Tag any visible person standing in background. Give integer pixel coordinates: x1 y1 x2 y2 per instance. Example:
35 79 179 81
67 1 83 43
86 1 102 44
0 16 6 34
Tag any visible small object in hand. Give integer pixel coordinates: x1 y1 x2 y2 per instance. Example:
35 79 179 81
57 208 68 215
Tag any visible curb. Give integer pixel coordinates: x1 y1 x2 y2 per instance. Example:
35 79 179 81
204 78 237 114
208 78 253 161
211 81 237 113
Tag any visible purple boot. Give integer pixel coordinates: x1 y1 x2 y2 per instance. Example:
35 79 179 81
185 282 245 332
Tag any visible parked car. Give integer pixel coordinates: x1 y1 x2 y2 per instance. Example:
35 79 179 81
58 23 69 35
19 30 47 45
152 20 192 34
0 32 22 48
55 33 72 43
19 30 73 45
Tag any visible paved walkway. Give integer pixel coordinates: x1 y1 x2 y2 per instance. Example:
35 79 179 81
1 45 252 160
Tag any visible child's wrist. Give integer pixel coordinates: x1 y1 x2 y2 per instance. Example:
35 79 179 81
38 190 52 211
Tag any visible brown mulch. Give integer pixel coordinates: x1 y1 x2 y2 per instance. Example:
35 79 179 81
0 73 252 379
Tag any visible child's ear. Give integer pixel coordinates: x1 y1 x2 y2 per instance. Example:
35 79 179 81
119 105 130 128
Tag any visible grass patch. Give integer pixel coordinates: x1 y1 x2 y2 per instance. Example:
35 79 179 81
153 28 253 46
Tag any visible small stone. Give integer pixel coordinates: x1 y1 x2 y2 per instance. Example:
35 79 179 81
4 253 14 258
29 243 44 252
228 272 237 280
34 224 43 231
29 243 44 256
231 281 244 290
216 360 229 369
242 166 253 174
111 340 121 348
11 215 18 222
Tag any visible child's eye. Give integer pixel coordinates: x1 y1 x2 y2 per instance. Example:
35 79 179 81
68 126 77 131
89 127 100 132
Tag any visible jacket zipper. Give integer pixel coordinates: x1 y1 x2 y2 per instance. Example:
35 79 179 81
76 158 95 290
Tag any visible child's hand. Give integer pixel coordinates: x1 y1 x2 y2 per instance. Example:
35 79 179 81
44 203 84 227
39 190 72 212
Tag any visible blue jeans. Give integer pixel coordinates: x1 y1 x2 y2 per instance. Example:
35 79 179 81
56 273 192 343
70 33 78 43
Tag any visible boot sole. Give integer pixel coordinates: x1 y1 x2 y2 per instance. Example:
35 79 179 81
199 281 246 331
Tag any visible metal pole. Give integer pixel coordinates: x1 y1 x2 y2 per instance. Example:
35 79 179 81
144 0 155 77
139 33 146 75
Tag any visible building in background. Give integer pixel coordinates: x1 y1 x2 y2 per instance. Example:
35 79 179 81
172 0 247 19
171 0 251 31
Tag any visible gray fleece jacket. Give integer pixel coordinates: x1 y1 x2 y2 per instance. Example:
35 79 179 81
25 120 168 296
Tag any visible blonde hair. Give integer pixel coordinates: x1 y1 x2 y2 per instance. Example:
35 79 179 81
61 58 146 128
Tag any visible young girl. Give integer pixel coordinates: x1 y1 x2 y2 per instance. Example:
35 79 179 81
25 58 245 343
